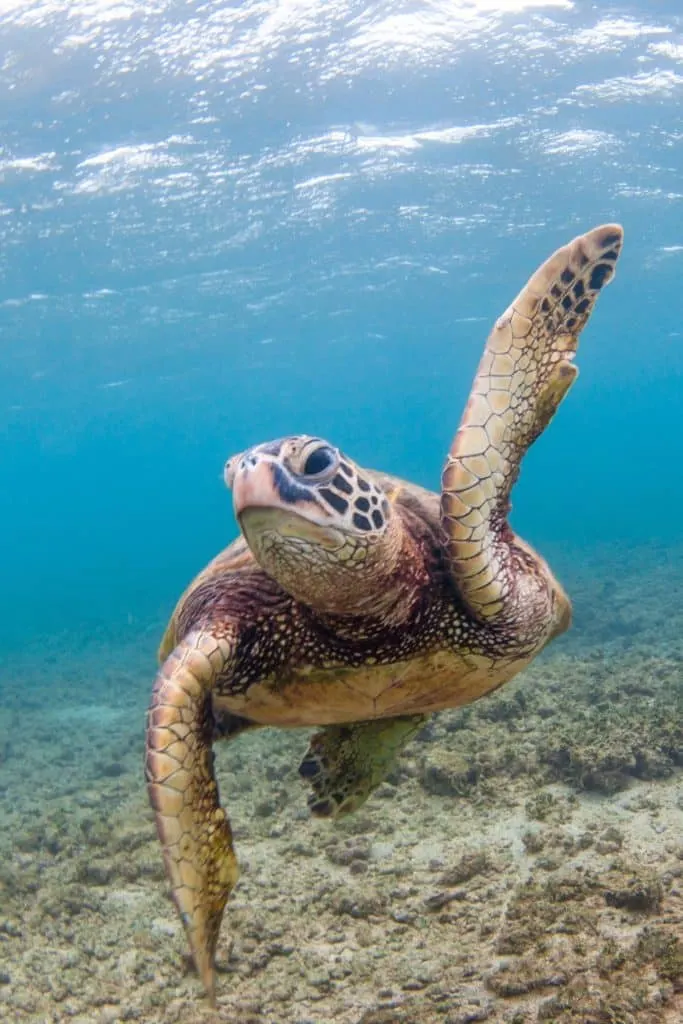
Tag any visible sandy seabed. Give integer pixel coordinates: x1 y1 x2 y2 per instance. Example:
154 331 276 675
1 543 681 1024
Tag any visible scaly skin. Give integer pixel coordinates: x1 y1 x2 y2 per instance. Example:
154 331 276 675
441 224 623 626
145 224 624 1003
145 632 239 1005
300 715 429 817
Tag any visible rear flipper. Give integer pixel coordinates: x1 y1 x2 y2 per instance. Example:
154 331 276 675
299 715 427 818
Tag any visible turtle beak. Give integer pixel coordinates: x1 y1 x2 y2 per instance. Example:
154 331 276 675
223 452 244 490
230 457 280 518
229 449 330 521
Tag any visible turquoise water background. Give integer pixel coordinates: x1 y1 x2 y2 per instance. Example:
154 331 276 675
1 0 682 655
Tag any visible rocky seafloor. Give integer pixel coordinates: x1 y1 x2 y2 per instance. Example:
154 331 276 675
0 542 682 1024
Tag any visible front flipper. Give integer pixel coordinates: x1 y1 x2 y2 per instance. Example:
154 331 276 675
299 715 427 818
442 224 623 627
145 630 239 1005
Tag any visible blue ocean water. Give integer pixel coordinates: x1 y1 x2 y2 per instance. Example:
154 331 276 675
1 3 683 1020
1 0 681 655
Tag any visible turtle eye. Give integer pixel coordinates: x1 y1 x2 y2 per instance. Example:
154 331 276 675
302 446 336 477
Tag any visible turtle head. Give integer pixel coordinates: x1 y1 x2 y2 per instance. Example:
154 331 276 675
225 435 407 616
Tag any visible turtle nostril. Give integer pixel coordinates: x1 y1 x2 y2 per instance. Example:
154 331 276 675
224 459 238 488
225 452 261 490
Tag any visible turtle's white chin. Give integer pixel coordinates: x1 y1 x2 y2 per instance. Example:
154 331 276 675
239 506 346 553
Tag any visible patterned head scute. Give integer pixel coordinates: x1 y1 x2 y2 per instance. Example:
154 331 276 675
224 436 400 613
225 435 391 535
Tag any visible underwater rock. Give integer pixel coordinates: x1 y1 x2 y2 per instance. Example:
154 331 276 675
419 749 480 797
635 928 683 990
604 876 663 913
594 826 624 854
325 836 372 866
521 829 545 854
438 850 491 886
356 1007 411 1024
444 1008 492 1024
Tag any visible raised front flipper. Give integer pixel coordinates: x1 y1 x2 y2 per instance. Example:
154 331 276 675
442 224 623 631
145 630 239 1005
299 715 427 818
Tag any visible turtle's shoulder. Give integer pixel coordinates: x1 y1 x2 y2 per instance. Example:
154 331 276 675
158 536 287 663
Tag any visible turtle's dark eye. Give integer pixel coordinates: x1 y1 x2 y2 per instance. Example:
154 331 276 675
303 446 335 476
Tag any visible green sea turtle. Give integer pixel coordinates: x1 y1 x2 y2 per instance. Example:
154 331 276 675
146 224 623 1002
